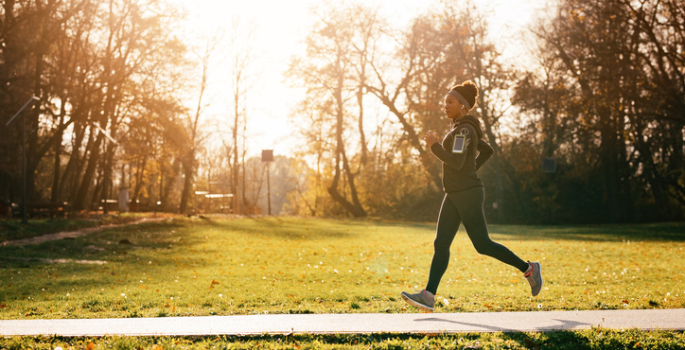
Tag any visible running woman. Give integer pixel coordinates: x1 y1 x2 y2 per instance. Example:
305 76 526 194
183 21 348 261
401 81 543 312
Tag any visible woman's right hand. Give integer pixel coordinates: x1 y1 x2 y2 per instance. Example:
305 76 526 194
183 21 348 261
424 130 439 147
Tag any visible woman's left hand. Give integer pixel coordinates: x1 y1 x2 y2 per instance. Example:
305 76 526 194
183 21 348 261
424 130 439 147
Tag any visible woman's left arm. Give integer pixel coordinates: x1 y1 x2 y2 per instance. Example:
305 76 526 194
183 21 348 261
475 139 494 171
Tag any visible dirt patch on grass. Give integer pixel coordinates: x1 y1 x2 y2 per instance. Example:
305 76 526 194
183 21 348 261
0 217 171 246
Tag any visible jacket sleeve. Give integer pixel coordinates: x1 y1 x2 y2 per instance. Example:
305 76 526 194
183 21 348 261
430 124 476 171
475 139 494 171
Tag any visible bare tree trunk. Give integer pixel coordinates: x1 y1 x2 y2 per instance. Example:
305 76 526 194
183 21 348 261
161 158 180 211
240 122 249 209
179 38 216 214
633 121 668 219
67 122 93 206
26 49 45 204
72 128 104 210
357 75 368 167
617 113 634 220
598 108 621 222
131 156 146 203
228 20 256 214
327 56 367 218
178 152 194 214
232 93 240 213
51 110 65 203
59 131 81 204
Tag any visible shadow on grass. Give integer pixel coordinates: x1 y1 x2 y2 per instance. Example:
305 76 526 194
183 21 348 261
487 222 685 242
197 216 355 241
330 216 685 243
415 316 591 332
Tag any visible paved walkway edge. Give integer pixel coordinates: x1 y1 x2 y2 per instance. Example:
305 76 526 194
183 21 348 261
1 309 684 336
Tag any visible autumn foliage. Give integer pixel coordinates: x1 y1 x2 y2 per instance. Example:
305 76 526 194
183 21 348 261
1 0 683 223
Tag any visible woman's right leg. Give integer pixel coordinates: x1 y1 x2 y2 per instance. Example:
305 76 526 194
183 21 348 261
425 194 462 295
450 187 529 273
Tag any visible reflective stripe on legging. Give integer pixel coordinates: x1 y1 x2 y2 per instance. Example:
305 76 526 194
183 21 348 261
425 186 529 295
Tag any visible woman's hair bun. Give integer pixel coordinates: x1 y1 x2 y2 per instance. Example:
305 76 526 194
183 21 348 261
461 80 479 99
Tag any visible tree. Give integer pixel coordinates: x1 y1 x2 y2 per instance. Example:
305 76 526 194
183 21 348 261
287 3 374 217
580 0 677 220
179 36 218 214
1 0 90 205
224 18 258 215
513 0 685 222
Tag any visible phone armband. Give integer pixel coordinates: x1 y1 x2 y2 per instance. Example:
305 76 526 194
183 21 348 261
452 135 466 154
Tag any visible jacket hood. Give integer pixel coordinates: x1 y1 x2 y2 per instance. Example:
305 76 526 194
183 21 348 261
452 115 483 139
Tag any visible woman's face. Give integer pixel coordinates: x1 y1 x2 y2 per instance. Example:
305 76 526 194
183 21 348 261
444 93 465 119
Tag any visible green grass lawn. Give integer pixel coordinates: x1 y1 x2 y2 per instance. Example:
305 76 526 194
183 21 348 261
0 216 683 319
1 216 684 349
2 329 685 350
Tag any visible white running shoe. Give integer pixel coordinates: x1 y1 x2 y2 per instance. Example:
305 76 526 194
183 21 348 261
524 261 543 297
401 290 435 312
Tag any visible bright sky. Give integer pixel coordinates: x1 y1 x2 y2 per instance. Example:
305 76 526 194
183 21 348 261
173 0 548 159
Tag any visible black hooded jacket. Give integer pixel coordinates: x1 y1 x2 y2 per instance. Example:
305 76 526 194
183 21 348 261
430 115 494 193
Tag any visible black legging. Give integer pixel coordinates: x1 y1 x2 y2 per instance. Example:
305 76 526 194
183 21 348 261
426 186 529 295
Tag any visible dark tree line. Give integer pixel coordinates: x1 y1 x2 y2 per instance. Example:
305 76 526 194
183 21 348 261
0 1 272 216
0 0 188 213
510 0 685 223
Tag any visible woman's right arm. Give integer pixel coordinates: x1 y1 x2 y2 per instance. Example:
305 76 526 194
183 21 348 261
431 140 468 170
429 124 478 171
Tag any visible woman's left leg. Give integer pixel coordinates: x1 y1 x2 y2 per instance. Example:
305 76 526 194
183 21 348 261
425 194 463 295
449 187 529 273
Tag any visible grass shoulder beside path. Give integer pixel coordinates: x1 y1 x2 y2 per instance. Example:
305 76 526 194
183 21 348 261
0 217 684 320
2 329 685 350
0 213 167 244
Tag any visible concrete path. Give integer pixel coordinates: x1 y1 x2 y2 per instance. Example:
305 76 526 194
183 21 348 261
1 309 684 336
